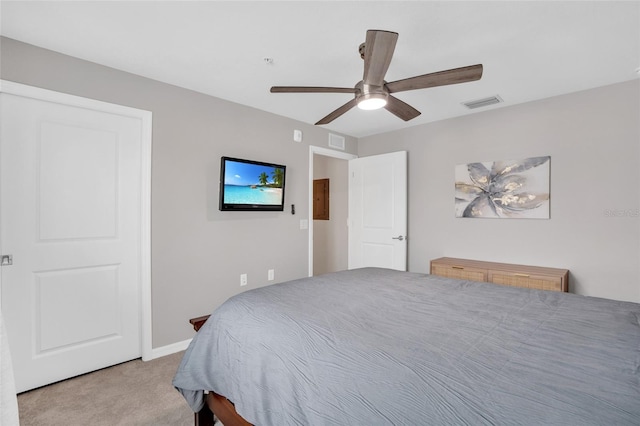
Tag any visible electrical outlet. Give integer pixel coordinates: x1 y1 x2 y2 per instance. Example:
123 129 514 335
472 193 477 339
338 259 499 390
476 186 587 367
268 269 275 281
240 273 248 286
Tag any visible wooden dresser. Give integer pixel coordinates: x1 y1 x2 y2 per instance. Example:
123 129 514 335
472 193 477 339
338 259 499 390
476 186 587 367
430 257 569 292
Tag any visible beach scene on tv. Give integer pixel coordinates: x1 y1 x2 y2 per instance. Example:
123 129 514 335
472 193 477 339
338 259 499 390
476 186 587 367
223 160 285 205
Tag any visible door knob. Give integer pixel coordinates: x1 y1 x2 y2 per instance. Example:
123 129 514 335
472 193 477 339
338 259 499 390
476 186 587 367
391 236 404 241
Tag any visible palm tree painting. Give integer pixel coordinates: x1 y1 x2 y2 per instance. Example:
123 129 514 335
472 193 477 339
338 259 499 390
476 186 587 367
455 156 550 219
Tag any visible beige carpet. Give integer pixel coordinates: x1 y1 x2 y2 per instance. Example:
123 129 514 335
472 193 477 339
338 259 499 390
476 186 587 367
17 351 194 426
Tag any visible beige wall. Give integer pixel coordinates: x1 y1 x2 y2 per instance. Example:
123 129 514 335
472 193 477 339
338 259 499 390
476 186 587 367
359 80 640 303
3 36 638 354
0 37 357 348
313 155 349 275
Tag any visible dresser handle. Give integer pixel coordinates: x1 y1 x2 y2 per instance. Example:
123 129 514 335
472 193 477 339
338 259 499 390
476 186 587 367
514 273 530 278
451 266 464 270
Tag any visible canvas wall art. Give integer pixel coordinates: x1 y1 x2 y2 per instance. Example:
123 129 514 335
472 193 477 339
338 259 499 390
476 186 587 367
455 156 550 219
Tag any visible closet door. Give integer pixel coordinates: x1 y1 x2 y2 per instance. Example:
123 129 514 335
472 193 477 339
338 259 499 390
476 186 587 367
0 82 151 392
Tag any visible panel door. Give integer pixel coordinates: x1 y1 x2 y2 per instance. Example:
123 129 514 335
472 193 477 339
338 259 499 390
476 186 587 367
348 151 407 271
0 87 146 392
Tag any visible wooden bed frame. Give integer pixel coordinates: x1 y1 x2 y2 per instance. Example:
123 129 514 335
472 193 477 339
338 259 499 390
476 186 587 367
194 392 253 426
190 315 254 426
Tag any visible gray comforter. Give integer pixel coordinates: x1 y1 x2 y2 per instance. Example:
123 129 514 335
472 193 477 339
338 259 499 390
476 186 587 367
173 268 640 425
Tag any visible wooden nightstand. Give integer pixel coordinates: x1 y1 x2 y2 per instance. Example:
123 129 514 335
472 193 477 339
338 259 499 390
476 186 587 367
189 315 211 332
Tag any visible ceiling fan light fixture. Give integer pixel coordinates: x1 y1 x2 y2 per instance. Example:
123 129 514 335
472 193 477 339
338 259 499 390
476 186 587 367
357 93 388 110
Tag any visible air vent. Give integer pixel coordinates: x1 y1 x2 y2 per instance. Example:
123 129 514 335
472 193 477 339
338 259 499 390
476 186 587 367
328 133 345 150
463 95 503 110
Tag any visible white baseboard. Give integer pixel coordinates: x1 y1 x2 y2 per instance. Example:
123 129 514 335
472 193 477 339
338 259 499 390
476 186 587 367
147 338 192 360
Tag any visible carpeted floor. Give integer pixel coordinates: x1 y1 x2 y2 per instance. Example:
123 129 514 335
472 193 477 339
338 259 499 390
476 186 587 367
17 351 194 426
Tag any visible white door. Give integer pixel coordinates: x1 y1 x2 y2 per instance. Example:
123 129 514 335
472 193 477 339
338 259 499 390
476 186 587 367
348 151 407 271
0 82 151 392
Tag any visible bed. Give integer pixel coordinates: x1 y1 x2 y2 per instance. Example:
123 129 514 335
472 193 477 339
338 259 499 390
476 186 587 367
173 267 640 425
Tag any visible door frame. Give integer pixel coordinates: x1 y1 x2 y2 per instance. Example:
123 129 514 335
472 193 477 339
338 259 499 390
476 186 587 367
0 80 153 361
308 146 357 277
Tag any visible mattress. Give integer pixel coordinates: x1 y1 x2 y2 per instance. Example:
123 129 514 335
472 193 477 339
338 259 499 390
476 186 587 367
173 267 640 425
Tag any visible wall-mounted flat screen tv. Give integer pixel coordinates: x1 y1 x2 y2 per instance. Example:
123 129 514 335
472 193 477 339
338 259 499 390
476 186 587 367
219 156 287 211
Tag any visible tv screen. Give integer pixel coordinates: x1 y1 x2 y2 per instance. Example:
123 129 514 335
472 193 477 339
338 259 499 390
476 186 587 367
219 156 287 211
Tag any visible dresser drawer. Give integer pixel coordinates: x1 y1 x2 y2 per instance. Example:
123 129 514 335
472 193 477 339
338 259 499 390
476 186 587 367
489 270 565 292
430 263 486 282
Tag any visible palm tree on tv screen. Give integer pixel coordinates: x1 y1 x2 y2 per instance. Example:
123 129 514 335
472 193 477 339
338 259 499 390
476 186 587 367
258 172 269 186
272 168 284 188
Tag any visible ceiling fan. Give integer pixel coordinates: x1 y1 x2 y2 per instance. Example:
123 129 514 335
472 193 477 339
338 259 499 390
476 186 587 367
270 30 483 125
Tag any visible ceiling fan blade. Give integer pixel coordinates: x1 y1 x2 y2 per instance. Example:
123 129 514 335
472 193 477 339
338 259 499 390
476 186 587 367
315 98 358 125
385 95 421 121
363 30 398 87
271 86 356 94
385 64 483 93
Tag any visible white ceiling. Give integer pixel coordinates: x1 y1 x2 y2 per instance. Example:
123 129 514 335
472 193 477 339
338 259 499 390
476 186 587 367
2 1 639 138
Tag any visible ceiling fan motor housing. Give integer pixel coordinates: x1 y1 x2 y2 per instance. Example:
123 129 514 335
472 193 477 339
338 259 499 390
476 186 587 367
355 81 389 109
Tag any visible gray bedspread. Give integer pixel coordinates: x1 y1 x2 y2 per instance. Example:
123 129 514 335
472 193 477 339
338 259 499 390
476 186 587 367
173 268 640 425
